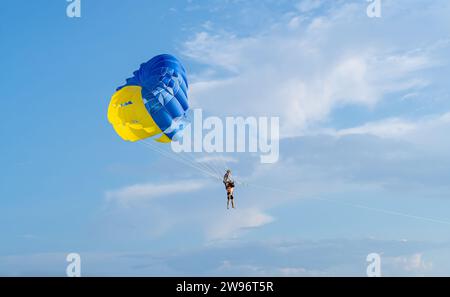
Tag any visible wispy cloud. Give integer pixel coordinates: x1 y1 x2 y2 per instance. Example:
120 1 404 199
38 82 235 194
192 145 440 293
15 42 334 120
2 238 444 276
332 113 450 140
105 180 207 206
338 118 416 138
296 0 323 13
102 179 274 242
206 208 274 241
389 253 433 274
323 112 450 142
183 1 448 138
196 155 238 164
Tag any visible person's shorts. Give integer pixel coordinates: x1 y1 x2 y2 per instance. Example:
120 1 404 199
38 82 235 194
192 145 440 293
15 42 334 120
225 182 235 190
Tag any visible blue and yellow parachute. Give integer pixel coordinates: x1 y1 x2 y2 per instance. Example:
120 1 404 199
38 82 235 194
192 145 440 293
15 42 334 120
108 54 190 143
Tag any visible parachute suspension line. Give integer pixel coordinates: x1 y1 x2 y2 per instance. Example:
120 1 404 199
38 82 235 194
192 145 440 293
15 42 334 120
245 183 450 226
140 141 210 178
164 144 225 181
140 140 217 179
185 151 225 180
196 156 224 180
207 154 226 179
140 141 202 176
140 140 221 181
218 154 229 171
207 154 229 177
177 149 225 180
217 155 228 173
218 155 226 171
196 155 223 179
142 142 220 181
175 150 221 179
141 140 219 178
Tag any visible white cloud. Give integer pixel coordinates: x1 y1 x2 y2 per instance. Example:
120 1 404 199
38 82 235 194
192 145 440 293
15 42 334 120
335 118 417 138
217 260 268 275
296 0 322 13
183 1 446 138
184 32 252 73
105 180 206 206
196 155 238 165
324 112 450 141
2 239 447 276
102 179 274 241
206 208 274 241
278 266 308 276
388 253 433 275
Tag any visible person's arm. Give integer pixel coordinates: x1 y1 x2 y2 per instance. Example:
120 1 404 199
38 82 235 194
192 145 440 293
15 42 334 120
227 174 234 184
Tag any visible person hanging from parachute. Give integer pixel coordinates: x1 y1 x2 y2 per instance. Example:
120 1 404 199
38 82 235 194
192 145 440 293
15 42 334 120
223 169 235 209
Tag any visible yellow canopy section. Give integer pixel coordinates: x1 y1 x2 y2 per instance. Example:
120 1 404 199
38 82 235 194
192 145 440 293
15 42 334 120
107 85 166 142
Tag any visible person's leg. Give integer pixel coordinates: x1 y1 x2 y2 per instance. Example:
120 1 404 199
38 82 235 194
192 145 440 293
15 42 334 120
230 188 235 208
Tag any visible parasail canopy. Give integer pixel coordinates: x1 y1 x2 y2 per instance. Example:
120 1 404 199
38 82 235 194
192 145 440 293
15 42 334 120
108 54 190 143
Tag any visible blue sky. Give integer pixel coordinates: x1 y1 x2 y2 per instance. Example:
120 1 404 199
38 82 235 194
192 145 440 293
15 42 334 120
1 0 450 276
